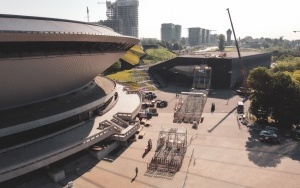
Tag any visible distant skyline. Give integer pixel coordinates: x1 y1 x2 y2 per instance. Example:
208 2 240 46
1 0 300 40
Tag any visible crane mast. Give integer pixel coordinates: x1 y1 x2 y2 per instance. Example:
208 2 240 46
226 8 249 97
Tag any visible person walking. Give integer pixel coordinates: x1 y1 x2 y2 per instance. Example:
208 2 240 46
135 167 138 176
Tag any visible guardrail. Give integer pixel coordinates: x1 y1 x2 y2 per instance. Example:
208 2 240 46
111 122 140 142
0 121 85 155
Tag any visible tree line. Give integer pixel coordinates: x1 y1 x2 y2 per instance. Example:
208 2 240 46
248 64 300 127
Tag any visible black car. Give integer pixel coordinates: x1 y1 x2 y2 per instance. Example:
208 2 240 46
260 136 280 144
295 130 300 140
156 100 168 108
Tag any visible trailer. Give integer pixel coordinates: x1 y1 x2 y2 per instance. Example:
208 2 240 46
138 131 146 139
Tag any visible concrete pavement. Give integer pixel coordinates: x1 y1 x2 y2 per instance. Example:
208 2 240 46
71 88 300 188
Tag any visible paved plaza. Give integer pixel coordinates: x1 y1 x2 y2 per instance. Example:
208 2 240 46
2 86 300 188
70 87 300 188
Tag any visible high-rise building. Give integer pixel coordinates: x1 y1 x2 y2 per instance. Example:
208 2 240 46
210 34 218 44
201 28 206 43
188 27 201 46
206 30 210 44
100 0 139 38
161 23 181 43
161 23 175 42
227 29 232 45
174 25 182 42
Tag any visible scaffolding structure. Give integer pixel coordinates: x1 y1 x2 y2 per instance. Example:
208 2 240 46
146 128 187 177
192 65 212 90
102 0 139 38
173 92 207 124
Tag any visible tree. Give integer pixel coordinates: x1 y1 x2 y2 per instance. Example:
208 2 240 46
173 43 180 50
180 37 186 46
269 73 300 124
217 34 225 51
248 67 300 125
248 67 273 121
165 41 173 50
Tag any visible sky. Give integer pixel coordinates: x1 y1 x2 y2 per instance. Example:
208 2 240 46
1 0 300 40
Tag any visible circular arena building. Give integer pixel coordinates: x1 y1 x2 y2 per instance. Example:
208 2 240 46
0 14 138 111
0 14 142 183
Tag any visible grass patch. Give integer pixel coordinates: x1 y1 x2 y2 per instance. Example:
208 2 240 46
121 45 145 65
106 69 157 91
106 70 133 82
143 46 176 63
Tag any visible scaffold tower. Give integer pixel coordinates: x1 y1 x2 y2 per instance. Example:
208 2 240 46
103 0 139 38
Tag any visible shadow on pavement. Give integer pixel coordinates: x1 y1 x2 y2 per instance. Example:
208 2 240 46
207 89 241 100
208 104 238 132
102 141 134 162
245 124 300 167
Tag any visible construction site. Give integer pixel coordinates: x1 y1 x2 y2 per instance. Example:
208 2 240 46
100 0 139 38
173 91 207 125
146 128 187 178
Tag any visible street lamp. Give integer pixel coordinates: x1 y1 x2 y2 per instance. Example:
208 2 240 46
175 72 178 97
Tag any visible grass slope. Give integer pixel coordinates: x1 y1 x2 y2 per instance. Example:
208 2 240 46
121 45 145 65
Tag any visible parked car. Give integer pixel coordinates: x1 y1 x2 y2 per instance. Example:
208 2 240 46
295 130 300 140
156 100 168 108
259 130 278 138
260 136 280 144
265 126 278 133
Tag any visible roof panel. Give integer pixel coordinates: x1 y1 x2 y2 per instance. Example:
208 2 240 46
0 15 121 36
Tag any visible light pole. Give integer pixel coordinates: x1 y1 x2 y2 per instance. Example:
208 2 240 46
175 72 178 97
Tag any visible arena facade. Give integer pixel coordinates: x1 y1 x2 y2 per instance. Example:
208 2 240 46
0 14 141 183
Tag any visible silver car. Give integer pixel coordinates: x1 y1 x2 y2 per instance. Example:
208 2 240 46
259 130 278 138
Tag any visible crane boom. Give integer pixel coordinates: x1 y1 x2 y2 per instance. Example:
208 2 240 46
226 8 249 97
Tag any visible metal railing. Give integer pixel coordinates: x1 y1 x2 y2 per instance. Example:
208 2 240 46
0 126 115 182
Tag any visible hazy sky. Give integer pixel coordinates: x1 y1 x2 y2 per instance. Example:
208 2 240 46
1 0 300 40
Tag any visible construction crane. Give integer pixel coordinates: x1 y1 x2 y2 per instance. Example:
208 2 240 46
226 8 250 98
86 7 89 22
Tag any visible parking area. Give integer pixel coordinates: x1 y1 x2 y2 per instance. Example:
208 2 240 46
70 87 300 188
